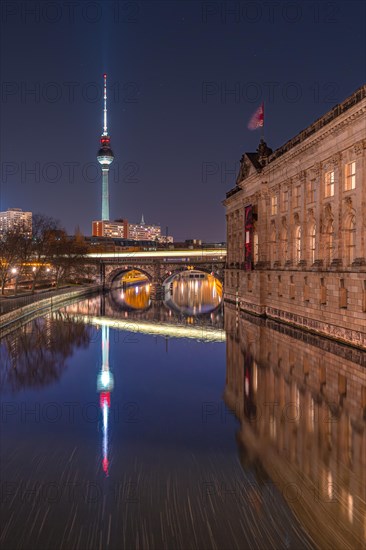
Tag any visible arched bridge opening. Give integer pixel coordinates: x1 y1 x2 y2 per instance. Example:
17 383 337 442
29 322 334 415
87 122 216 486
161 267 223 286
108 268 153 312
100 257 225 302
162 268 223 316
108 267 154 288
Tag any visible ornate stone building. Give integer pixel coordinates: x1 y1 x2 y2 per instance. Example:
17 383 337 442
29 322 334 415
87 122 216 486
224 85 366 349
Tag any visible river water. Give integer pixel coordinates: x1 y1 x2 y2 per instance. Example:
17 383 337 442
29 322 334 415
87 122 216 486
1 279 365 550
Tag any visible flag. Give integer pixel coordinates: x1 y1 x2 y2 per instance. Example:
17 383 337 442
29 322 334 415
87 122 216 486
248 103 264 130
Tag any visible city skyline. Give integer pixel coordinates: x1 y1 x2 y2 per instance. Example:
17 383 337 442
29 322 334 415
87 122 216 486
1 1 365 241
1 3 365 548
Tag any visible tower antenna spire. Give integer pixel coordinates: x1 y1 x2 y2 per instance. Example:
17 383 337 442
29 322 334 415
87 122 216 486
103 73 108 136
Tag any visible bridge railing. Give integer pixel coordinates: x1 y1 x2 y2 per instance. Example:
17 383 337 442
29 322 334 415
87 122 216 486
87 248 226 260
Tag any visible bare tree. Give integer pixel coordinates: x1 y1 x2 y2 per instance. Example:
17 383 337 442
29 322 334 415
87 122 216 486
0 215 90 295
29 214 61 293
48 230 88 288
0 227 28 295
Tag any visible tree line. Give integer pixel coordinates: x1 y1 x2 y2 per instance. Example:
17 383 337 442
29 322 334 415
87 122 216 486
0 214 90 295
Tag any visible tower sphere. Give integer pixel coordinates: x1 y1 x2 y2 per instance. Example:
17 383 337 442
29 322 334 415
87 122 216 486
97 145 114 166
97 134 114 166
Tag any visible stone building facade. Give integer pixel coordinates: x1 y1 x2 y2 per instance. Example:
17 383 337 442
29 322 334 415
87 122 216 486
224 85 366 349
0 208 32 237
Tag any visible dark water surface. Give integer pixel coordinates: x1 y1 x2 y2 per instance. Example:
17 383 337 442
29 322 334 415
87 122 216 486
1 287 365 550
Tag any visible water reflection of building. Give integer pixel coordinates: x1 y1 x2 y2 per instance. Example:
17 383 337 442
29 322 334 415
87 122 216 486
224 304 366 550
97 325 114 476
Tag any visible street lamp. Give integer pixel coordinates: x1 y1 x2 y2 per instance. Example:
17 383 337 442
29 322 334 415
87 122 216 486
10 267 18 295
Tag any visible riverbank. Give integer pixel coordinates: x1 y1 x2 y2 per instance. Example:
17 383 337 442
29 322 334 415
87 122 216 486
0 285 102 337
0 285 100 315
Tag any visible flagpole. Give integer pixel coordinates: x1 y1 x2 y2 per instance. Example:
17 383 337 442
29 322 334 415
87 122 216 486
261 101 265 141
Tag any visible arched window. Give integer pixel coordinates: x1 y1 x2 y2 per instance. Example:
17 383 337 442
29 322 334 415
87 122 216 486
346 216 356 266
253 230 259 264
309 223 316 264
281 224 288 263
324 220 334 265
295 226 302 263
270 225 276 264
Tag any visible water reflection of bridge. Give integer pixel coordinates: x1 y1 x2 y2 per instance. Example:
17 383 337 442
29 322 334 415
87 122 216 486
224 304 366 550
64 293 225 342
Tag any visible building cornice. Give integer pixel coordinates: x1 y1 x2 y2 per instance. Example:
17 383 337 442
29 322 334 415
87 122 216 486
225 85 366 198
267 85 366 161
263 100 366 173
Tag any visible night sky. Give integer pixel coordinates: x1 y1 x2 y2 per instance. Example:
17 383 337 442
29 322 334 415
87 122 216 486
0 0 365 241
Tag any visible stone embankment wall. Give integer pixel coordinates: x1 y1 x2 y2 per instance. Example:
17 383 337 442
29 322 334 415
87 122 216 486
0 285 102 337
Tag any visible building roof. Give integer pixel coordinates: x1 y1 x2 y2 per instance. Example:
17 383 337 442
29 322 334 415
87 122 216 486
226 84 366 199
268 84 365 163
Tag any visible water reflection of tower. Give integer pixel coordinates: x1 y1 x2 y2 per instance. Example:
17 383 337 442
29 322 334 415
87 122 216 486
97 325 114 476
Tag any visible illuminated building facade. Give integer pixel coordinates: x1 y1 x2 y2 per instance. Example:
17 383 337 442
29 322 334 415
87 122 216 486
128 214 173 243
92 219 128 238
92 215 174 243
224 85 366 348
0 208 32 236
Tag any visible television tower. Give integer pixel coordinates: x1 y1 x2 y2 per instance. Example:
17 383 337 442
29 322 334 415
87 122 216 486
97 74 114 221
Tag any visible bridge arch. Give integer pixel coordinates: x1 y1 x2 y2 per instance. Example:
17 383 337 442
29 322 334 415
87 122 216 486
100 256 226 298
107 266 154 287
162 268 223 315
161 267 224 286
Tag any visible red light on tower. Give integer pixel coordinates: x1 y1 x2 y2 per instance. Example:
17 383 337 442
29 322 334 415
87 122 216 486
102 456 109 475
100 391 111 408
100 136 110 146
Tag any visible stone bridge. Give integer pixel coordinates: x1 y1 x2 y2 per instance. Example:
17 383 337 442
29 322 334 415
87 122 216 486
88 249 226 300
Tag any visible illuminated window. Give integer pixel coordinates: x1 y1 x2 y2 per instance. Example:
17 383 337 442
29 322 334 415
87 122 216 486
346 216 356 266
295 226 302 263
309 224 316 264
270 225 276 263
281 190 288 212
271 195 278 215
307 180 316 203
294 186 301 208
345 161 356 191
253 231 259 264
324 221 334 265
325 171 335 197
281 225 288 262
